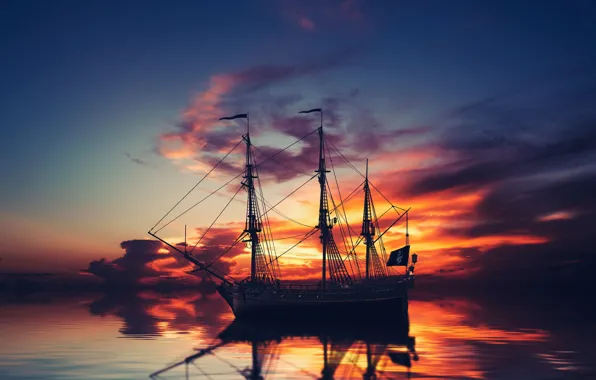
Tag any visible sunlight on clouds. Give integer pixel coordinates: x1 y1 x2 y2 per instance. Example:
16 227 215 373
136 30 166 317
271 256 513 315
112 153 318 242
537 211 575 222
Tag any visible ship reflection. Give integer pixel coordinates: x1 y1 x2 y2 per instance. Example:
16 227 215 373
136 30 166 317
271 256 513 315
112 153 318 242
88 289 231 338
150 308 417 379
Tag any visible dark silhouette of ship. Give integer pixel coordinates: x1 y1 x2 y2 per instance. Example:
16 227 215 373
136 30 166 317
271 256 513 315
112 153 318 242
149 109 418 319
150 307 417 379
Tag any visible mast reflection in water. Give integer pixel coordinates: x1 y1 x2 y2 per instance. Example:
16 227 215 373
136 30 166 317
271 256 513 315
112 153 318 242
150 302 416 380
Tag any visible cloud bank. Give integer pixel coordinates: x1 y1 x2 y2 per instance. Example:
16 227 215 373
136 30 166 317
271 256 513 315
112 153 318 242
150 48 596 285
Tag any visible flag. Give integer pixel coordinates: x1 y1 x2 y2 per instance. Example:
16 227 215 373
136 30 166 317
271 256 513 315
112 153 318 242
389 352 412 368
219 113 248 120
386 245 410 266
298 108 322 114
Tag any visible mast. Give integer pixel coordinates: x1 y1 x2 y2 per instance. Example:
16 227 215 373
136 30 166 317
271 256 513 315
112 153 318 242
406 211 409 246
364 343 374 380
243 114 260 282
250 341 263 380
362 159 373 280
321 336 330 379
316 111 330 290
361 159 386 280
299 108 351 288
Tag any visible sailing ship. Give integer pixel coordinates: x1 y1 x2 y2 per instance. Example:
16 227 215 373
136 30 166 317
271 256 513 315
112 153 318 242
149 108 418 319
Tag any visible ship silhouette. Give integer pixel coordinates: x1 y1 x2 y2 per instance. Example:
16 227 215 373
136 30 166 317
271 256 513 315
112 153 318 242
149 109 419 319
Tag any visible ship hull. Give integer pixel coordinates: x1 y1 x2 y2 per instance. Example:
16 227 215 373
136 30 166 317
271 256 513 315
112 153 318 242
217 278 412 319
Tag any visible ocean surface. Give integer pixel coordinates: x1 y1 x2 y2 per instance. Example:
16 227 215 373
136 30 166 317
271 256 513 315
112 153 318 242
0 290 594 379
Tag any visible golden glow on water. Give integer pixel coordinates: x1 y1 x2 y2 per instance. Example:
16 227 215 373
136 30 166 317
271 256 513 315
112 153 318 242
406 301 548 379
1 294 589 379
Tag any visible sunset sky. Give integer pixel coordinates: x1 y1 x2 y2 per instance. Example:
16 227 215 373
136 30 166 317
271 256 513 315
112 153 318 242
1 1 596 284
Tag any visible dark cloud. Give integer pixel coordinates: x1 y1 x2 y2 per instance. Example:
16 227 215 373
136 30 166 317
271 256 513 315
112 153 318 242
433 176 596 284
244 93 428 183
124 152 154 168
84 231 245 287
199 155 244 177
403 77 596 285
157 48 365 180
183 227 246 279
160 45 427 184
469 175 596 238
408 111 596 198
252 142 319 182
84 240 163 286
269 114 317 139
467 232 596 285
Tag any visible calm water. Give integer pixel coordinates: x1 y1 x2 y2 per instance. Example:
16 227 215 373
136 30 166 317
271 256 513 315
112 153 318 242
0 291 594 379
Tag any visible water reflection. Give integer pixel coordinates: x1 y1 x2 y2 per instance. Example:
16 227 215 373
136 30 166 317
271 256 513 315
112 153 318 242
0 291 594 379
88 289 231 338
84 291 593 379
150 311 417 379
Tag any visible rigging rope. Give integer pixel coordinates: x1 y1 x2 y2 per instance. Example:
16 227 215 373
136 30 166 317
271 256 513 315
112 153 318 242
369 189 389 278
153 127 319 234
188 184 244 255
203 232 246 270
325 176 357 279
149 138 244 232
154 170 244 233
246 126 319 280
262 198 313 228
371 195 386 265
253 153 281 280
326 137 410 274
325 137 362 174
162 164 318 274
150 125 413 281
252 144 312 176
324 138 361 279
262 227 318 270
181 128 320 276
325 137 361 245
326 176 365 273
209 352 244 373
378 205 399 220
373 208 410 245
256 127 319 167
256 174 318 224
326 138 407 213
191 362 215 380
274 232 315 240
341 236 364 265
328 180 364 215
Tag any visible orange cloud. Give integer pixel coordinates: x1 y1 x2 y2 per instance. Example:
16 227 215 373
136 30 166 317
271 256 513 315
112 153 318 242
151 54 589 284
157 74 240 164
145 139 554 282
536 210 575 222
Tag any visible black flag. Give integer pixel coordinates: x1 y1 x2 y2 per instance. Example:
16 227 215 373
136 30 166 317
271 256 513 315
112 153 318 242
386 245 410 266
298 108 322 114
219 113 248 120
389 352 412 368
